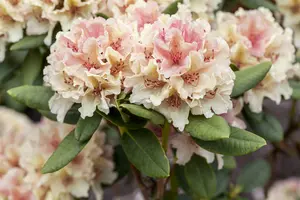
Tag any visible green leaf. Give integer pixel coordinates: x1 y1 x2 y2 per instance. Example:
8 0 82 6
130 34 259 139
96 108 147 129
185 115 230 141
223 156 237 169
163 0 183 15
121 128 170 178
240 0 277 11
175 165 195 199
120 104 165 125
38 109 80 125
10 35 46 51
237 159 271 192
243 106 283 142
96 13 109 19
41 130 89 173
231 62 272 97
0 61 16 84
113 145 130 180
75 114 102 142
194 127 266 156
184 155 216 199
7 85 54 110
289 80 300 99
20 49 44 85
215 170 230 197
2 75 26 111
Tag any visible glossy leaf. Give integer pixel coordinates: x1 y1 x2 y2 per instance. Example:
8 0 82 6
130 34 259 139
121 128 170 178
194 127 266 156
75 114 102 142
41 130 89 173
184 155 216 199
120 104 165 125
237 159 271 192
7 85 54 110
20 49 44 85
10 35 46 51
243 106 283 142
231 62 272 97
185 115 230 141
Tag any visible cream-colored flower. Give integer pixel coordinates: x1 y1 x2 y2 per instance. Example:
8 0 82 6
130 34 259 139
217 8 296 113
182 0 222 21
221 98 246 129
170 133 224 169
276 0 300 27
267 178 300 200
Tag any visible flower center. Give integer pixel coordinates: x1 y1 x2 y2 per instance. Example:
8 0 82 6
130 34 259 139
182 72 200 85
111 38 122 51
205 89 217 99
167 95 182 108
110 58 125 76
144 77 165 89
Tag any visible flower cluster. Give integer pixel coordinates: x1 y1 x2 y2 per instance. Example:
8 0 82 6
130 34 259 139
267 178 300 200
276 0 300 48
216 8 296 113
44 1 235 131
0 107 116 200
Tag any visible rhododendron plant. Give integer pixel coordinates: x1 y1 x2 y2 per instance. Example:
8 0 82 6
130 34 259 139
2 0 300 199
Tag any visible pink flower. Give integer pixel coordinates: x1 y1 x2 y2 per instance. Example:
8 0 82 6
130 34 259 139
153 17 210 78
126 0 160 30
236 9 275 57
0 168 35 200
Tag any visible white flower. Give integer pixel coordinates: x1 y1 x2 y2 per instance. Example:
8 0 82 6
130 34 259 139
170 133 224 169
276 0 300 27
267 178 300 200
216 8 296 113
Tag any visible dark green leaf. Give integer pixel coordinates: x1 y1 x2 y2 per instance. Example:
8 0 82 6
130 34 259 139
240 0 277 11
223 156 236 169
243 106 283 142
113 145 130 180
120 104 165 125
230 64 239 71
41 130 89 173
237 159 271 192
185 115 230 141
215 170 230 197
0 61 16 84
121 128 170 178
231 62 272 97
7 85 54 110
96 108 147 129
96 13 109 19
175 165 195 199
194 127 266 156
10 35 46 51
184 155 216 199
38 108 80 125
289 80 300 99
163 0 183 15
75 113 102 142
20 49 44 85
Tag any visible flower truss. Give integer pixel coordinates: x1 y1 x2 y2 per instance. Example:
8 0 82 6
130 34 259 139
216 7 296 113
44 2 235 132
267 178 300 200
0 107 116 200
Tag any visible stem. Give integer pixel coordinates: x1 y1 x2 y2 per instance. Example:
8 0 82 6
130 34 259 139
170 166 178 200
131 165 149 200
162 121 171 152
155 121 171 200
156 179 165 200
